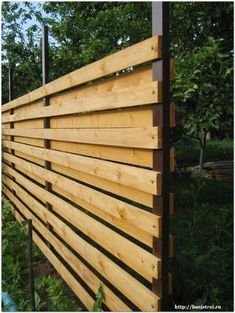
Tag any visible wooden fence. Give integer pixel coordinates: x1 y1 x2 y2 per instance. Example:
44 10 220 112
2 5 174 311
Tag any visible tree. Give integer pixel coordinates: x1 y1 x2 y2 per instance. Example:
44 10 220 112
2 2 233 164
173 37 233 169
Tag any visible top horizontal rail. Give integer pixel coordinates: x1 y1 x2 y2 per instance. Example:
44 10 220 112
2 35 161 113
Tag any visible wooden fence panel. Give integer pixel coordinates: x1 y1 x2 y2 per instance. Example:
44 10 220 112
2 32 173 311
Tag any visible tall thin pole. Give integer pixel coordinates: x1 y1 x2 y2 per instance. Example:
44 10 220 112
42 25 49 85
152 2 170 311
42 25 53 248
8 67 13 102
28 219 35 311
8 66 16 175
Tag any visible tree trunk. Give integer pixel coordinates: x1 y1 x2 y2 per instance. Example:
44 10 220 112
199 147 204 171
199 132 207 172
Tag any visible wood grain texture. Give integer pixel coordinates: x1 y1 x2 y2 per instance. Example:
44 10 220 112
3 141 161 195
3 178 160 311
14 136 44 147
3 151 159 237
3 127 162 149
2 80 161 123
3 163 161 281
51 162 153 207
52 184 154 247
3 182 131 311
2 36 161 113
50 107 153 129
50 140 153 167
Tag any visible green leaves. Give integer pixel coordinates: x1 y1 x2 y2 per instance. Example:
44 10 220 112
34 275 82 311
171 176 233 310
93 285 104 312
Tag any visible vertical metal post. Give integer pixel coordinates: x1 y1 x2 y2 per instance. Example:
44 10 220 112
8 67 16 182
152 2 170 311
28 219 35 311
42 25 53 245
8 67 13 102
42 25 49 86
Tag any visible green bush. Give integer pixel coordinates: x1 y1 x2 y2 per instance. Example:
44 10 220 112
2 200 104 311
175 138 233 166
34 275 82 311
171 176 233 310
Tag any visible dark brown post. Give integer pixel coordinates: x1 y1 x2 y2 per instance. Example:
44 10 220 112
42 25 53 244
9 67 15 159
152 2 170 311
28 219 36 311
8 67 16 194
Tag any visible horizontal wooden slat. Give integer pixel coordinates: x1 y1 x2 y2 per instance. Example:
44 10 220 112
2 36 161 113
3 183 131 311
3 163 161 281
2 123 11 129
14 136 44 147
4 140 153 205
2 81 161 124
14 150 45 166
14 119 43 129
3 178 160 311
49 103 176 129
51 162 153 208
50 107 153 129
2 135 11 141
3 127 162 149
3 154 160 242
15 165 46 186
51 141 153 168
52 183 153 247
34 235 95 310
14 99 43 114
3 141 161 195
3 185 94 310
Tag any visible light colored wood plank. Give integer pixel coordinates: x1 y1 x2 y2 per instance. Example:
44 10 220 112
3 163 161 282
48 66 155 107
14 100 42 114
51 162 153 207
3 182 131 312
14 119 43 129
14 150 45 166
14 136 44 147
3 178 160 311
2 80 161 123
15 165 46 187
34 234 94 310
51 141 153 168
3 127 162 149
2 123 11 129
50 107 153 129
52 184 154 247
3 141 161 195
2 135 11 141
3 152 160 238
2 36 161 113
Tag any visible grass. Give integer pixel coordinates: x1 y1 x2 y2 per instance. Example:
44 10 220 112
170 173 233 311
